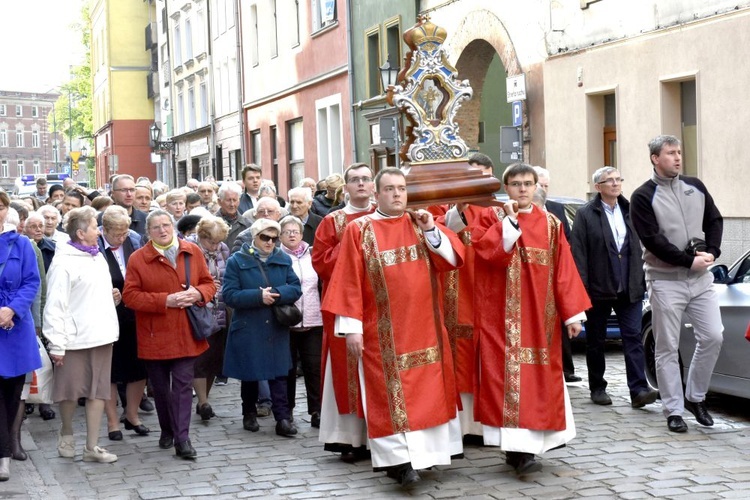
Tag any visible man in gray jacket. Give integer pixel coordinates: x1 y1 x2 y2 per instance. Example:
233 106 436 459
631 135 723 433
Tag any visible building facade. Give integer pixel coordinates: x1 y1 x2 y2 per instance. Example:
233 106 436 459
0 91 64 185
91 0 156 188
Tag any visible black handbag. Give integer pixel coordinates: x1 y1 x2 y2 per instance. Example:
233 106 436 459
184 254 221 340
256 257 303 327
685 237 707 256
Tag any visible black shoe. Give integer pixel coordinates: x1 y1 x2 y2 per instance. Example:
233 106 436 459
243 415 259 432
590 390 612 405
505 451 521 468
39 406 56 420
214 377 228 386
123 418 150 435
25 404 35 415
275 419 298 437
77 397 86 407
310 412 320 429
108 430 123 441
386 464 421 488
684 399 714 426
340 447 371 463
158 435 174 449
139 396 155 413
197 403 214 421
175 439 197 459
631 389 659 408
514 453 543 475
564 373 582 383
667 415 688 433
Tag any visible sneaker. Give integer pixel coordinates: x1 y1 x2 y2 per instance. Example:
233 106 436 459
257 406 272 417
57 433 76 458
82 446 118 463
214 377 228 386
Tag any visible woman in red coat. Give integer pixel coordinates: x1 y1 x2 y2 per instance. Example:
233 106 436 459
123 209 216 460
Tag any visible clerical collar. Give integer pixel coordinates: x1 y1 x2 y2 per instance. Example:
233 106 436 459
519 205 533 214
375 209 405 219
345 202 373 214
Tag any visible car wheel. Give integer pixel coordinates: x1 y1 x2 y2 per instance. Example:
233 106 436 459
642 316 659 390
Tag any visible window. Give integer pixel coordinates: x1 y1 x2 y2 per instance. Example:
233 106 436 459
16 130 24 147
32 130 40 148
270 125 278 187
33 160 40 174
288 119 304 187
0 104 5 116
177 91 185 134
316 94 343 179
270 0 278 58
0 160 7 177
17 160 24 176
174 22 182 65
32 106 39 118
185 17 193 60
292 0 301 47
365 27 381 98
0 129 6 147
188 87 196 129
250 5 259 66
15 105 22 117
311 0 337 32
584 88 617 191
661 75 698 176
251 129 261 165
385 19 402 71
199 82 208 127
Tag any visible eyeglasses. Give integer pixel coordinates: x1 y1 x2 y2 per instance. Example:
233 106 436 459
347 176 372 184
256 209 278 216
282 229 300 236
597 177 624 186
113 188 136 194
258 234 279 243
507 181 536 189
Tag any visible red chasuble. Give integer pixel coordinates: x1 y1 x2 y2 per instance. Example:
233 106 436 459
312 207 375 415
322 214 465 439
471 206 591 431
436 205 484 394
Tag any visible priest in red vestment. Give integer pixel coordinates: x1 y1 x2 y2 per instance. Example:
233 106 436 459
322 167 465 488
312 163 376 463
472 163 591 475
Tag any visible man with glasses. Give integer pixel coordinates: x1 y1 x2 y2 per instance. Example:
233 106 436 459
231 197 282 253
287 187 322 245
104 175 147 236
313 163 376 465
472 163 591 475
570 167 658 408
631 135 723 433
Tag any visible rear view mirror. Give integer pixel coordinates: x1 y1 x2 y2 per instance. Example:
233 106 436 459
711 264 729 284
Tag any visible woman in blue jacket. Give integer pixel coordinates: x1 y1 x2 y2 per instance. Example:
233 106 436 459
223 219 302 437
0 191 41 481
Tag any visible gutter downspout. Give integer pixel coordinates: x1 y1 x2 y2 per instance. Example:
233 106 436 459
235 0 246 172
206 1 216 180
346 0 358 162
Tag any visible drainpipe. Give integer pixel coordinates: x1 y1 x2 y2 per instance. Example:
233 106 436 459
346 0 358 163
235 0 246 171
206 1 216 180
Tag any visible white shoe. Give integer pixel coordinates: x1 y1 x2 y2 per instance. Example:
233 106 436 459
57 433 76 458
0 457 10 481
82 446 118 463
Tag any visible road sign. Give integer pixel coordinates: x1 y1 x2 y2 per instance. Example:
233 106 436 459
512 101 523 127
70 151 81 164
506 74 527 103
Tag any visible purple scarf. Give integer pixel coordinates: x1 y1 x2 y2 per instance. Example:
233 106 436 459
282 241 309 258
68 240 100 256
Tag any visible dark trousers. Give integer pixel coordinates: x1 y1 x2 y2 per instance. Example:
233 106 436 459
0 375 24 458
562 324 576 375
287 327 323 415
241 377 290 421
145 357 196 444
586 296 650 397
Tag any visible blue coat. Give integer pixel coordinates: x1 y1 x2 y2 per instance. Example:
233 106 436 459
222 244 302 381
0 232 42 377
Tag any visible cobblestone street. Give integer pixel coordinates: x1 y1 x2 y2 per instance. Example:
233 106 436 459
5 346 750 499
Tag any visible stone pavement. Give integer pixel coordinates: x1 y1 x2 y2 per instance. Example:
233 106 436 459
5 347 750 499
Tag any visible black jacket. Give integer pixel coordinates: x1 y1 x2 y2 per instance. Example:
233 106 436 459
311 192 335 217
545 200 571 240
570 194 645 303
302 212 323 246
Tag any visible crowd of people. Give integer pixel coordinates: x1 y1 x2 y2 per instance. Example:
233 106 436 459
0 134 723 487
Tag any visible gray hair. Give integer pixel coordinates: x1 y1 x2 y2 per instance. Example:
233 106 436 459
287 187 312 202
279 215 304 233
26 211 44 226
592 166 619 185
532 166 550 181
648 135 681 162
102 205 132 230
64 206 98 241
259 184 277 197
531 187 547 208
38 204 61 223
217 181 242 200
5 207 19 228
111 174 135 191
256 197 281 211
146 209 175 230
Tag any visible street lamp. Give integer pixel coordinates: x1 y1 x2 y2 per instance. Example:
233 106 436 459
379 55 401 167
80 145 88 159
149 122 174 151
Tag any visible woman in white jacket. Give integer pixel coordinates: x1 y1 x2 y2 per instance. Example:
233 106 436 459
43 206 120 463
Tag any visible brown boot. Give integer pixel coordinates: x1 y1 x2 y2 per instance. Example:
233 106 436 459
10 401 27 461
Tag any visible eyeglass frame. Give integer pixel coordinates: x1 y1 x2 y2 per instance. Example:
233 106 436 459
596 177 625 186
257 233 279 243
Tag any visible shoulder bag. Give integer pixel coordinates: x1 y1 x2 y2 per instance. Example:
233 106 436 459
183 254 221 340
256 257 302 327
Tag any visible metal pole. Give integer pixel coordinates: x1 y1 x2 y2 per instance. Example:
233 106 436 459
393 117 400 168
68 89 73 174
